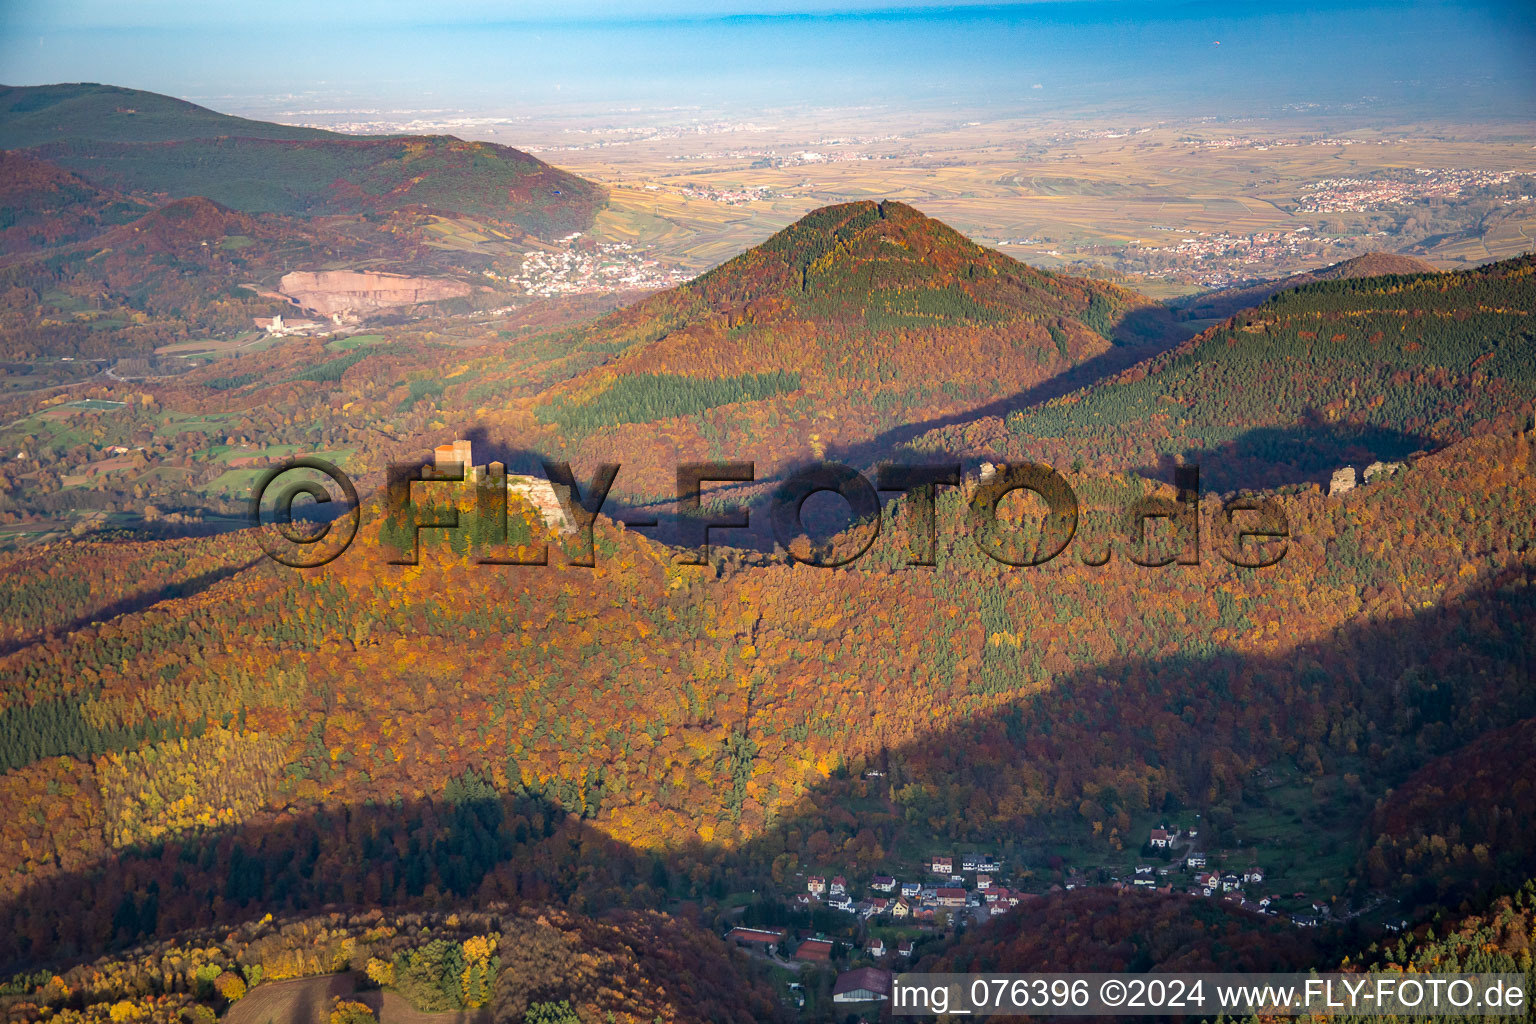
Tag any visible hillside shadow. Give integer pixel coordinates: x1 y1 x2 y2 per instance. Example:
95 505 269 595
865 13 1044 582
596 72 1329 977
0 557 261 658
1166 284 1276 323
222 972 362 1024
1109 304 1186 347
562 307 1208 558
1138 420 1434 493
1 562 1530 981
828 305 1200 465
457 428 550 478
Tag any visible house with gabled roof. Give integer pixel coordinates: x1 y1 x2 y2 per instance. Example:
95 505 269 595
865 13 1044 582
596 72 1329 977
935 887 967 908
833 967 892 1003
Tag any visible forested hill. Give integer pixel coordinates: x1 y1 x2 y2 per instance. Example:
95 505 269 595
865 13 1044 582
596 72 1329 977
1 425 1531 959
0 83 606 237
911 252 1536 490
489 200 1179 496
0 149 149 257
1 247 1534 1017
0 82 336 146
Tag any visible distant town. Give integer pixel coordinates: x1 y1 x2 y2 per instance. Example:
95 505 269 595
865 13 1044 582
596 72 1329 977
1296 168 1532 213
495 235 693 297
1108 227 1347 286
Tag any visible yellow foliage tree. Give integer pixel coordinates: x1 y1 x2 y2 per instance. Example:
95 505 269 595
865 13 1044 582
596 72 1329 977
213 971 246 1003
330 999 377 1024
364 956 394 988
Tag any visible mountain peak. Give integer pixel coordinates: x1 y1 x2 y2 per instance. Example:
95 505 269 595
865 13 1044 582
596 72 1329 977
0 82 336 147
525 202 1173 494
119 195 255 247
86 195 314 265
1312 252 1439 280
680 199 1133 323
0 83 608 238
757 199 991 270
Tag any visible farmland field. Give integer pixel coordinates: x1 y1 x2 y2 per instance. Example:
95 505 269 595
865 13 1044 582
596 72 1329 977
489 112 1536 286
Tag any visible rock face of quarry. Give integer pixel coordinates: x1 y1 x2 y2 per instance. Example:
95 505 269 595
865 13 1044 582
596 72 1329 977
279 270 471 317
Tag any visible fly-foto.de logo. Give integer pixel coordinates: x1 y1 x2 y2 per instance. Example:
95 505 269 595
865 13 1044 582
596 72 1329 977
249 446 1290 571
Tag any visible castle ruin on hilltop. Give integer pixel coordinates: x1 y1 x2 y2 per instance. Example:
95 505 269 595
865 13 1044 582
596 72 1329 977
432 440 574 534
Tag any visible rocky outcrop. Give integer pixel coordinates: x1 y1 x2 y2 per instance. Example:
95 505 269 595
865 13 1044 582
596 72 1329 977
1363 461 1404 484
1329 466 1357 495
279 270 471 317
509 475 575 535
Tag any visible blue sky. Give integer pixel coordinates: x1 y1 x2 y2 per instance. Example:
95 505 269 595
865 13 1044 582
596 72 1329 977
6 0 1130 27
3 1 1532 119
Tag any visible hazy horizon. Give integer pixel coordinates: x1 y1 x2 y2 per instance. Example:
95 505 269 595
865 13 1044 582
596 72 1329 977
4 1 1534 124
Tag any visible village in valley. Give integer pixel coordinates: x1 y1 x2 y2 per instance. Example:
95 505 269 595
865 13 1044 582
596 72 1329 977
719 794 1364 1015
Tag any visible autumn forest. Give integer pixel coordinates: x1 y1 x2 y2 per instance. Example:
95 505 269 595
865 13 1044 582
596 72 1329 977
0 76 1533 1024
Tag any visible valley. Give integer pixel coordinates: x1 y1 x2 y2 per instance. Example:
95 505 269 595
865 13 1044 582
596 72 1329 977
0 49 1533 1024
